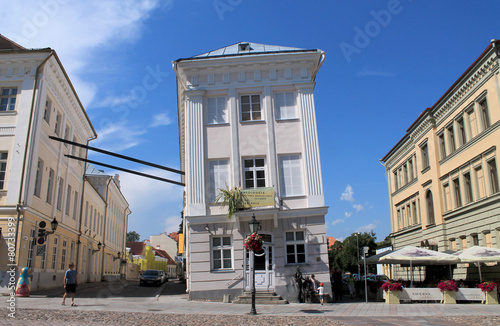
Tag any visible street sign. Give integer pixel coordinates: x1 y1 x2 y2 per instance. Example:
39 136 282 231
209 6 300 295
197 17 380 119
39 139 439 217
37 237 45 245
36 245 46 256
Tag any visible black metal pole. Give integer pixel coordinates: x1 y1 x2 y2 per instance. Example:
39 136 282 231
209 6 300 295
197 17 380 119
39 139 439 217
250 250 257 315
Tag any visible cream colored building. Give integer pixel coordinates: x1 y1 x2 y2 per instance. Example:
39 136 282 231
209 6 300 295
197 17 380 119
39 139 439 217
381 39 500 282
0 35 129 291
174 42 330 302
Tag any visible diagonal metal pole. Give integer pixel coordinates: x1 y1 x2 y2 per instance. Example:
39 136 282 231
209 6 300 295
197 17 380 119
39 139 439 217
50 136 184 175
65 155 185 186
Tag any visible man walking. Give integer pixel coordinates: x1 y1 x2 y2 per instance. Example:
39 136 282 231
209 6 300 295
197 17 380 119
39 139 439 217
62 263 77 306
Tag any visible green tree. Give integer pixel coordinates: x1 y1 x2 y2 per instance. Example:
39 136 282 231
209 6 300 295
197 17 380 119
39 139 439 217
328 231 378 274
126 231 140 242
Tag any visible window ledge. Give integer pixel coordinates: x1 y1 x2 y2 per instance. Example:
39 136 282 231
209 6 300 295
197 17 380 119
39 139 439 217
206 122 230 127
210 269 235 273
276 118 300 122
240 120 266 125
421 166 430 174
0 111 17 116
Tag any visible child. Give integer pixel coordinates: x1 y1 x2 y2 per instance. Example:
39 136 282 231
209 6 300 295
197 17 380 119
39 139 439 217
318 282 324 305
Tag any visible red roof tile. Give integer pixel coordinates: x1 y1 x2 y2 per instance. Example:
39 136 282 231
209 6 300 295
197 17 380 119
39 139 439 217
126 241 145 256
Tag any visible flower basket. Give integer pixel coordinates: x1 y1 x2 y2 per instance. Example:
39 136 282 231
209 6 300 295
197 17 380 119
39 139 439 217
381 281 403 304
244 233 263 252
437 280 458 292
478 282 498 305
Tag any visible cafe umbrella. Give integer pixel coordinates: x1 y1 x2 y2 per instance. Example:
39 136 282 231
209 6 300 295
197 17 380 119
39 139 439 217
451 246 500 283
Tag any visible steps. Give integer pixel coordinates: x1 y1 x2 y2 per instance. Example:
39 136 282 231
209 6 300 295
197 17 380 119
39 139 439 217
232 291 289 304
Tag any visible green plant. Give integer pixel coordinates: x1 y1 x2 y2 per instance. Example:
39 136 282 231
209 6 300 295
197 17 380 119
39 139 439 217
437 280 458 292
478 281 498 293
214 185 249 219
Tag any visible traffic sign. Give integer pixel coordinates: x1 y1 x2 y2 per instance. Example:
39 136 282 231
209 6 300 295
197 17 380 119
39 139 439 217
36 245 45 256
37 237 45 245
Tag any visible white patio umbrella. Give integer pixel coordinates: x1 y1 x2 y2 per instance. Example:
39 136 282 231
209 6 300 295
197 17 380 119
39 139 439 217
451 246 500 283
380 246 459 287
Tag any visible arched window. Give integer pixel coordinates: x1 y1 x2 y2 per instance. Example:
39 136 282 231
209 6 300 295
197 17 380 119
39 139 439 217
426 190 435 225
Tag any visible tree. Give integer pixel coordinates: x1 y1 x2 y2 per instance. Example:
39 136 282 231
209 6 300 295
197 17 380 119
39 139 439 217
126 231 140 242
328 231 378 274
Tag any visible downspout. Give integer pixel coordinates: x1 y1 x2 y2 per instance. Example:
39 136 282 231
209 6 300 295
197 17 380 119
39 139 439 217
100 176 113 280
121 205 130 278
14 50 54 268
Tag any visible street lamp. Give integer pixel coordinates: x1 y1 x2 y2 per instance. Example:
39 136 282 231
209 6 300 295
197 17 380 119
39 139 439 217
50 218 58 232
92 242 102 254
248 214 259 315
355 233 360 278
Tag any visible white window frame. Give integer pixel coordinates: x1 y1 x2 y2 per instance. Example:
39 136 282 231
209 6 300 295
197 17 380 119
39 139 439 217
56 177 64 211
0 87 17 111
46 168 55 204
43 98 51 124
285 230 306 265
51 235 59 270
206 97 228 124
243 158 266 189
275 91 297 120
240 94 262 122
279 155 304 197
211 236 233 270
208 159 230 203
0 152 7 190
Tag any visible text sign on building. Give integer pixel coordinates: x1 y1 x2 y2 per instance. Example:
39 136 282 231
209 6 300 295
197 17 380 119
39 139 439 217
241 187 275 208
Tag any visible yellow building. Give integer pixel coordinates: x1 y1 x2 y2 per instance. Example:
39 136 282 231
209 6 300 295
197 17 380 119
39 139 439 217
381 39 500 282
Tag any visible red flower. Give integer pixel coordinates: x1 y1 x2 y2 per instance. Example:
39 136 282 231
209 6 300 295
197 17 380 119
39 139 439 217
437 280 458 292
244 233 263 252
478 281 498 293
381 281 403 292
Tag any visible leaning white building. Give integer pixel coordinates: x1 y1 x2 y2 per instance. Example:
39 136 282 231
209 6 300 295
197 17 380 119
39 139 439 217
173 42 330 302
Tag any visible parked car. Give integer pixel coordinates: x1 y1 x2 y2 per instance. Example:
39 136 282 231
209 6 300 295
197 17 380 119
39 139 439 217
372 274 389 282
140 269 162 286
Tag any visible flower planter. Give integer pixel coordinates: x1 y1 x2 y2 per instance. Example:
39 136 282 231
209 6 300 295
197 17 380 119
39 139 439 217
484 287 498 305
442 290 456 304
385 290 400 304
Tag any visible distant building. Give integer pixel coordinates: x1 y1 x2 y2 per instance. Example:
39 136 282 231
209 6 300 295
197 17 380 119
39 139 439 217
381 39 500 282
0 35 130 291
174 42 330 302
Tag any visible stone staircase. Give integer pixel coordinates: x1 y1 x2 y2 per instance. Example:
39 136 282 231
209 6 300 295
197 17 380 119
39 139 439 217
232 291 289 304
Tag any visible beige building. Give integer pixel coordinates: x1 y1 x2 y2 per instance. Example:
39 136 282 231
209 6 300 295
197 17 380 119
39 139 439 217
0 35 129 292
381 39 500 282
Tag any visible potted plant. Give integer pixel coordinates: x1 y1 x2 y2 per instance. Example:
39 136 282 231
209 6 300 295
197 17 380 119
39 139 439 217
214 185 249 219
437 280 458 304
244 233 263 253
381 281 403 304
478 281 498 305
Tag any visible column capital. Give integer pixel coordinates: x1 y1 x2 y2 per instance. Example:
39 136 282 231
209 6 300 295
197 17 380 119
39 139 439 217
295 82 316 92
185 89 205 99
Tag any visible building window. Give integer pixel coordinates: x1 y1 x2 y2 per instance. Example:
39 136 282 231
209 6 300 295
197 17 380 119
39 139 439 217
27 229 36 269
411 201 418 225
240 94 262 121
466 106 478 139
61 240 67 270
212 236 232 270
457 117 466 146
447 125 456 153
54 112 62 136
471 234 479 246
70 241 75 263
463 172 473 204
43 99 51 124
408 158 414 181
286 231 306 264
403 164 408 184
56 177 64 211
34 158 44 197
65 185 72 215
421 143 429 170
393 170 399 190
208 160 230 202
51 236 59 270
279 155 304 197
475 165 486 199
275 92 297 120
426 190 435 225
243 158 266 189
64 126 70 147
84 201 88 226
206 97 228 124
0 152 7 189
46 168 55 204
487 159 499 194
443 183 451 212
479 98 490 130
452 178 462 208
0 87 17 111
73 191 79 220
438 133 446 159
397 209 401 230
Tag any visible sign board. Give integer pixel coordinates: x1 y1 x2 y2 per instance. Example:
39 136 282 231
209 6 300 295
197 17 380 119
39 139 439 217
175 256 184 263
36 245 46 256
241 187 275 208
456 288 485 301
390 288 485 302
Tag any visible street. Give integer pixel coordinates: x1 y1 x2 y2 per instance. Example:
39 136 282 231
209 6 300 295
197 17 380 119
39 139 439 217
2 280 500 325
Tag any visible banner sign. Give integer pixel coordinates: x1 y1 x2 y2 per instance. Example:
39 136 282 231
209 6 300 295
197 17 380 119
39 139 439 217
456 288 484 301
241 187 275 208
389 288 485 302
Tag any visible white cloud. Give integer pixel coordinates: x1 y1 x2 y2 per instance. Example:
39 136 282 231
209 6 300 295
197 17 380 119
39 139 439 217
355 221 379 233
340 184 355 202
0 0 164 106
92 120 147 152
353 203 364 212
344 212 352 218
331 219 344 226
150 113 172 127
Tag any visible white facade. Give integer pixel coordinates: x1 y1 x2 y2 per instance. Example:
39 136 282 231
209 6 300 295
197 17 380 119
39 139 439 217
174 42 330 302
150 233 178 259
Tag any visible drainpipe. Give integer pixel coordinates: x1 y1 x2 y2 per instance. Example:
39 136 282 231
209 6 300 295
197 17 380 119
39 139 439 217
14 50 54 269
100 176 113 281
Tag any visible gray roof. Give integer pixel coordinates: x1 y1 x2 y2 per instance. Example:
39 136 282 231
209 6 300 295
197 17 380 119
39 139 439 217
176 42 319 61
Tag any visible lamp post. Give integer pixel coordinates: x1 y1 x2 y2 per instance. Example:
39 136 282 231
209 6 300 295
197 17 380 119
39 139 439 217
248 214 259 315
355 233 360 278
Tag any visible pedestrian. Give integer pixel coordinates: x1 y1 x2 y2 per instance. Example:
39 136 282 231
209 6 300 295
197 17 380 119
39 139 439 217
62 262 77 306
310 274 318 292
332 268 343 301
318 282 324 305
347 273 355 298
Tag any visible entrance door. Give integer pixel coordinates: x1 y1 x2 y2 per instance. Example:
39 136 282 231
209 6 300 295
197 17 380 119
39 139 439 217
245 244 274 291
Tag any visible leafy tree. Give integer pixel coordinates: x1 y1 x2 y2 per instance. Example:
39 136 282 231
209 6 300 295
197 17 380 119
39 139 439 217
328 231 378 274
126 231 140 242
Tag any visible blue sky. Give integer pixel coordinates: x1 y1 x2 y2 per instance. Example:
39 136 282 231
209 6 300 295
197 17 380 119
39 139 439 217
2 0 500 242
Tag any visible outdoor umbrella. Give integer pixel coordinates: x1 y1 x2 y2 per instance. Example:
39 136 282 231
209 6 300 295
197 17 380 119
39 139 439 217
451 246 500 283
379 246 458 287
